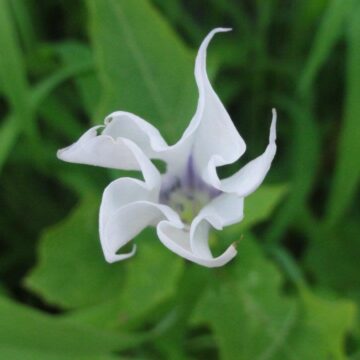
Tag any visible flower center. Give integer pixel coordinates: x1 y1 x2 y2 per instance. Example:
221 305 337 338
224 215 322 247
167 188 210 224
159 156 220 224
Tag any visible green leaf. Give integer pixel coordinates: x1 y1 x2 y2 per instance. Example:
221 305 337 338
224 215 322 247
0 295 141 357
0 346 118 360
54 42 100 116
266 99 320 244
326 2 360 226
25 196 126 309
0 115 19 173
26 195 184 328
281 289 356 360
193 237 355 360
65 230 184 329
10 0 36 53
31 58 94 110
0 0 33 170
0 0 29 113
87 0 196 141
242 184 288 229
299 0 352 93
193 237 297 360
305 220 360 302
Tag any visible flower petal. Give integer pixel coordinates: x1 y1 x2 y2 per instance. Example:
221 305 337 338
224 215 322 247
58 123 161 185
102 111 168 157
189 193 244 261
187 28 246 181
57 126 138 170
157 193 243 268
102 201 181 263
99 178 158 250
208 110 277 197
157 220 237 268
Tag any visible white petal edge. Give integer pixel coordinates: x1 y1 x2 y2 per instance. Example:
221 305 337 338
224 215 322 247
58 127 161 187
157 220 237 268
157 192 243 268
102 201 181 263
188 28 247 182
57 29 243 178
99 177 159 253
210 109 277 197
189 193 244 259
57 126 138 170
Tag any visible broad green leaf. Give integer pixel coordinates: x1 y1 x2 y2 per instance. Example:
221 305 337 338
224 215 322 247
0 346 118 360
299 0 352 93
87 0 196 141
280 289 355 360
26 196 184 324
193 237 297 360
326 3 360 226
193 237 355 360
25 196 126 309
65 231 184 329
0 295 141 356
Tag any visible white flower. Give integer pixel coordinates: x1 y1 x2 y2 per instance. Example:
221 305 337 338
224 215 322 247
57 28 277 268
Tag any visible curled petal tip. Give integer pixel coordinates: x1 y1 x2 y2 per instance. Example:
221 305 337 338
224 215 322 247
213 27 232 33
104 245 137 264
270 108 277 142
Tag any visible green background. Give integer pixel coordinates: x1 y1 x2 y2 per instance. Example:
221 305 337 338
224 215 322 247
0 0 359 359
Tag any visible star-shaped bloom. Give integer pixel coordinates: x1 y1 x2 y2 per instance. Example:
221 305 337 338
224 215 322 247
57 28 276 267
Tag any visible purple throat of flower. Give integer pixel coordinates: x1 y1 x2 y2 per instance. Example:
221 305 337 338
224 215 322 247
159 156 221 225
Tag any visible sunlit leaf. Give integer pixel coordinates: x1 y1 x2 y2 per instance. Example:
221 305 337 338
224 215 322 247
193 237 355 360
25 196 126 309
0 295 141 356
87 0 196 142
67 235 184 329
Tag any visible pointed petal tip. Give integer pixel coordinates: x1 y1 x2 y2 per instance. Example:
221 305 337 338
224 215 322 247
104 245 137 264
56 147 67 161
210 27 233 36
217 27 232 32
270 108 277 142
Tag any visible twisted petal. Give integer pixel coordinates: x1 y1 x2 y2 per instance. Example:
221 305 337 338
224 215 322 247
186 28 277 197
102 201 181 263
98 141 164 261
157 194 244 268
204 110 277 197
189 28 246 178
57 126 140 171
57 29 247 178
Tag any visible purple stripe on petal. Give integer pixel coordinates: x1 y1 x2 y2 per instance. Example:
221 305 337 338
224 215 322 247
183 154 195 189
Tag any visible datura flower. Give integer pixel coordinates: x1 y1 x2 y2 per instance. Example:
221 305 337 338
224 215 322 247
57 28 277 268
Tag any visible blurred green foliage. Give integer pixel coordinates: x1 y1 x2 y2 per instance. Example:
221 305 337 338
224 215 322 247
0 0 359 359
